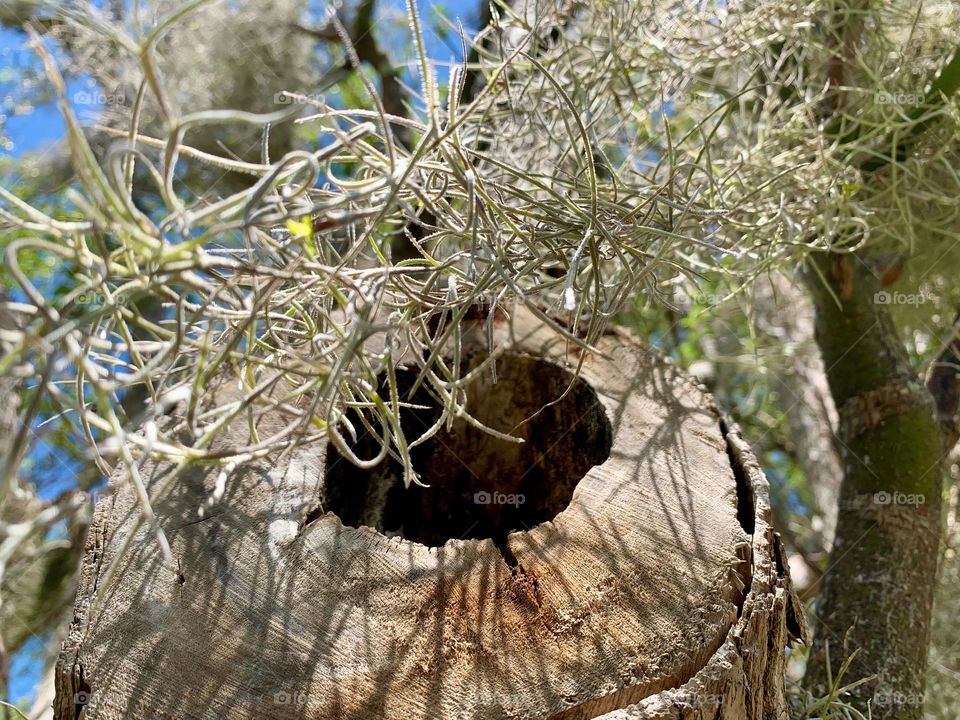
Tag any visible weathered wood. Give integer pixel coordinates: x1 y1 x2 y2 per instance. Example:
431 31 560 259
55 305 803 719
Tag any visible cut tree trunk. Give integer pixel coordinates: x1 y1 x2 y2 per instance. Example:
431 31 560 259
54 305 804 720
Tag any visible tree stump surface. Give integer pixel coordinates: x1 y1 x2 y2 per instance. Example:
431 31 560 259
55 305 805 720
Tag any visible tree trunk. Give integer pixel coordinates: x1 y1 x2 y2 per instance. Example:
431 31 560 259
803 253 943 718
54 306 803 719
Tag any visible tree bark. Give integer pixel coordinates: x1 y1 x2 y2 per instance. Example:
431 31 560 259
55 306 803 719
803 253 943 718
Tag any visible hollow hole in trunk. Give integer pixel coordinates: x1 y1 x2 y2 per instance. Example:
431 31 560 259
323 354 613 553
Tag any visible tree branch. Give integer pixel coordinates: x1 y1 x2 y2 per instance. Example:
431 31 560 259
293 0 410 144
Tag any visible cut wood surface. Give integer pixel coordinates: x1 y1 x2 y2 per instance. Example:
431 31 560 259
55 305 803 720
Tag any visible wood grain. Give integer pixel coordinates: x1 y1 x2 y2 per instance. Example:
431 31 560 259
55 305 800 720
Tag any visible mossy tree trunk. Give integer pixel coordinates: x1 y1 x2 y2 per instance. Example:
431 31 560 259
803 253 944 718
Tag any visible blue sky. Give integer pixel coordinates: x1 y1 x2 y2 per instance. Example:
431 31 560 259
1 27 71 155
1 0 483 157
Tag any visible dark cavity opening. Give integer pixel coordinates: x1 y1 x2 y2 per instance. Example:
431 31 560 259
323 354 613 553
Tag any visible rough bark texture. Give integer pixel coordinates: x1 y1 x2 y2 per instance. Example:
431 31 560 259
600 423 807 720
804 254 943 718
54 305 802 719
